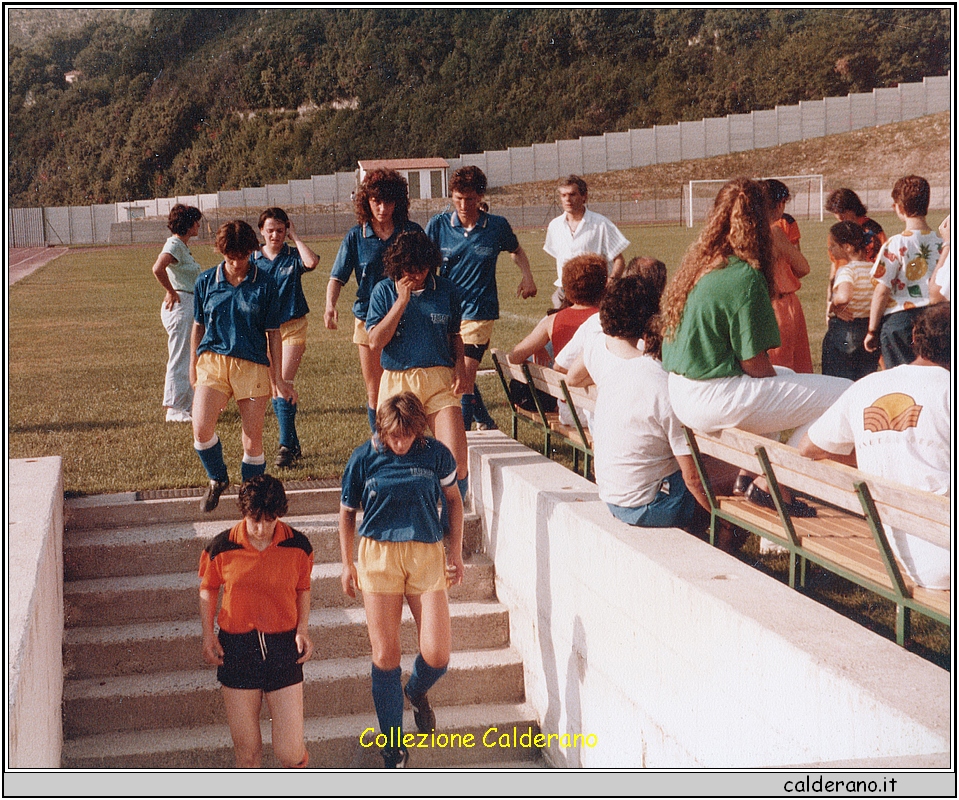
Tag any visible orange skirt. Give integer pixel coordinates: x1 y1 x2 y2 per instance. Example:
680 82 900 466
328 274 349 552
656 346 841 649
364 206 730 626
768 292 813 374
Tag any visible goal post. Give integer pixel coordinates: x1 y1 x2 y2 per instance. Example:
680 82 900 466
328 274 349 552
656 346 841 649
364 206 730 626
684 175 824 228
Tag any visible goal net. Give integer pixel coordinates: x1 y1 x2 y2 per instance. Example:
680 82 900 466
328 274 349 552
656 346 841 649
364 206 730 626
683 175 824 228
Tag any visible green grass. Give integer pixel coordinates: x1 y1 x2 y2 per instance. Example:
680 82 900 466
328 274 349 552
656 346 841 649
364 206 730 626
5 212 905 495
8 216 949 663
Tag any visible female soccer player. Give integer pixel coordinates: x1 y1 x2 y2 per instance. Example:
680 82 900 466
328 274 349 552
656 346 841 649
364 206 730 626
339 392 464 769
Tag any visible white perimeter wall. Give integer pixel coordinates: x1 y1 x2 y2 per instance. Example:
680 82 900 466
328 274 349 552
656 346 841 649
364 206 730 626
467 432 950 769
8 457 65 768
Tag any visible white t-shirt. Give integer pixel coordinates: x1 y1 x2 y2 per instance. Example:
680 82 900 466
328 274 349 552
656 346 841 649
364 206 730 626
806 363 951 588
937 252 951 301
871 229 944 315
582 333 688 508
543 208 630 287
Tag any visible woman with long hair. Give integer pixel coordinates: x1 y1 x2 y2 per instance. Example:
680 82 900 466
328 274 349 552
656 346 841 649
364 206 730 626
660 178 851 515
326 169 424 431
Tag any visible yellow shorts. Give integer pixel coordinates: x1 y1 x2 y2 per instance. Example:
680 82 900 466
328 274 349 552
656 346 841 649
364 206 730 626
353 316 370 346
460 319 494 347
379 367 460 416
280 316 308 347
195 352 271 400
356 537 448 595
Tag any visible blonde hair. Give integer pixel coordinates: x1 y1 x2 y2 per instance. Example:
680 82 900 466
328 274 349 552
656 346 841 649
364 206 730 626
375 392 429 443
660 178 773 337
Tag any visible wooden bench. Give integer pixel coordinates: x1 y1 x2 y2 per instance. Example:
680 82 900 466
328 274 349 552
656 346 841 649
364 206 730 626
490 348 597 477
684 425 951 646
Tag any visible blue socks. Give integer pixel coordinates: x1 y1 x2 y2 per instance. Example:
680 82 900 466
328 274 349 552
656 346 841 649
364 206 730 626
272 397 299 450
241 455 266 482
405 654 447 701
460 393 476 429
371 664 404 744
194 436 228 483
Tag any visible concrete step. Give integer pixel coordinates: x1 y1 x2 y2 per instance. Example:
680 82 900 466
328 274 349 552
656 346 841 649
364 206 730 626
65 512 484 581
65 600 511 679
62 701 543 769
64 553 496 628
64 648 526 737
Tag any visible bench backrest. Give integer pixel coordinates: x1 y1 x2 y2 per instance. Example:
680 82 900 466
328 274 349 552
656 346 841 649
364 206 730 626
489 348 598 414
689 427 949 550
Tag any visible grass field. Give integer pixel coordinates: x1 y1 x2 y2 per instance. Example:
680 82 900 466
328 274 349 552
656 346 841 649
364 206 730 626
5 211 907 495
7 210 949 662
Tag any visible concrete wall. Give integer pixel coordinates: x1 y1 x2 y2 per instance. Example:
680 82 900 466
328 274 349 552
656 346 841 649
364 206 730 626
467 432 950 769
8 457 65 768
11 74 950 247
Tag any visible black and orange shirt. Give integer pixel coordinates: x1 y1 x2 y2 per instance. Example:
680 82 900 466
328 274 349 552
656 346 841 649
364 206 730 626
199 520 313 634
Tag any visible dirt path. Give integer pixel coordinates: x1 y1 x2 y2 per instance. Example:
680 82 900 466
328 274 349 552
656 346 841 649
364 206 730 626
8 247 69 285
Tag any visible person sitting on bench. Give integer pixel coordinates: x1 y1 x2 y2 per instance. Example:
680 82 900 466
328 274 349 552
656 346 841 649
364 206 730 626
799 304 951 589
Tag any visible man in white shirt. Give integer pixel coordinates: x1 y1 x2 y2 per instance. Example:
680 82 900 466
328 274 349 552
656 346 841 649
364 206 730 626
543 175 630 307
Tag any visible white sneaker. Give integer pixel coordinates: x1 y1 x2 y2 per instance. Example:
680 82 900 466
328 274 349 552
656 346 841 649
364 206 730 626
165 409 192 423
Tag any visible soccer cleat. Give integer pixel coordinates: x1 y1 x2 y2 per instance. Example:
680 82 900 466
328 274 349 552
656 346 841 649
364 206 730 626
274 445 302 468
405 687 436 733
200 479 229 513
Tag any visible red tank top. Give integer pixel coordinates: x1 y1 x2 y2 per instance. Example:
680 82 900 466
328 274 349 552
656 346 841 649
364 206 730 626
551 306 599 356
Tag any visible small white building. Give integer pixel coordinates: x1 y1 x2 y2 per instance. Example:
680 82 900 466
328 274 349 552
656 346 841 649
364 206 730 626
357 158 450 199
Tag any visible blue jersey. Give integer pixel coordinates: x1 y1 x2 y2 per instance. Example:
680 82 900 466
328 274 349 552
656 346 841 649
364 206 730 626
341 436 457 543
425 211 520 321
252 244 310 323
330 220 424 321
193 263 281 366
366 274 462 372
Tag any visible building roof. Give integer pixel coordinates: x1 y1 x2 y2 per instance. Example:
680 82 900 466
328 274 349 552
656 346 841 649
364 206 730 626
358 158 450 171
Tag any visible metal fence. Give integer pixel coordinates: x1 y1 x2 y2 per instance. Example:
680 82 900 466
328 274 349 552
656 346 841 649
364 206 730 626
9 74 951 247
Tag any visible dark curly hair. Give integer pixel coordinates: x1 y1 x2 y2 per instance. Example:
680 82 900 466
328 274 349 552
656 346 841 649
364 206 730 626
215 220 259 259
449 165 487 196
912 304 950 366
623 256 667 302
562 253 608 306
763 179 790 210
825 188 867 218
238 474 288 520
167 204 202 236
599 275 663 357
355 168 411 226
382 229 441 280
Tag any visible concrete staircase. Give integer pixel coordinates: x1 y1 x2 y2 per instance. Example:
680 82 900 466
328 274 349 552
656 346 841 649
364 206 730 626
60 486 544 769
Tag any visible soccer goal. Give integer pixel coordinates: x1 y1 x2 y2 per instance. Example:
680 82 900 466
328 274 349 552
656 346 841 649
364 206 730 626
683 175 824 228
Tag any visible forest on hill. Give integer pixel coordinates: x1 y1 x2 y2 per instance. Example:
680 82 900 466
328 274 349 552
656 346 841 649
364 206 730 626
7 7 951 207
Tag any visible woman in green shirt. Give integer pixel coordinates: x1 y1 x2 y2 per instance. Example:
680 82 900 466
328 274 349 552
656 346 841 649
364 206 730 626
660 178 851 514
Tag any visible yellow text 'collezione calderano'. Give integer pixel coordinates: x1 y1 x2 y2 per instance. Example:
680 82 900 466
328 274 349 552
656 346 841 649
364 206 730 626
360 726 599 750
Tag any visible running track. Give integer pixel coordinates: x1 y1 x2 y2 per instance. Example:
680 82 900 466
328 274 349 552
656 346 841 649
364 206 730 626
8 247 69 285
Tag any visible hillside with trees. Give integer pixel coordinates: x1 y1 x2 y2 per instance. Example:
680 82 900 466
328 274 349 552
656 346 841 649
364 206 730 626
7 8 951 207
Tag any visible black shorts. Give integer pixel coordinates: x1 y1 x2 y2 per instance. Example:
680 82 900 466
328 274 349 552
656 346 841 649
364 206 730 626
217 629 303 693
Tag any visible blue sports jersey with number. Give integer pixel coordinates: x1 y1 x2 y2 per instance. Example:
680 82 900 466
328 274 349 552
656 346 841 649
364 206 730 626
341 436 458 543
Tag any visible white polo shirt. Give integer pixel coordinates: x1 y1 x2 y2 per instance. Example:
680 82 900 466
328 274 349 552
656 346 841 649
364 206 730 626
543 208 629 287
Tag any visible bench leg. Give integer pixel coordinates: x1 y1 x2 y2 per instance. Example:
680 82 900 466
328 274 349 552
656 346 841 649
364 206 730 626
511 415 518 440
799 555 807 589
788 552 797 589
896 605 912 647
